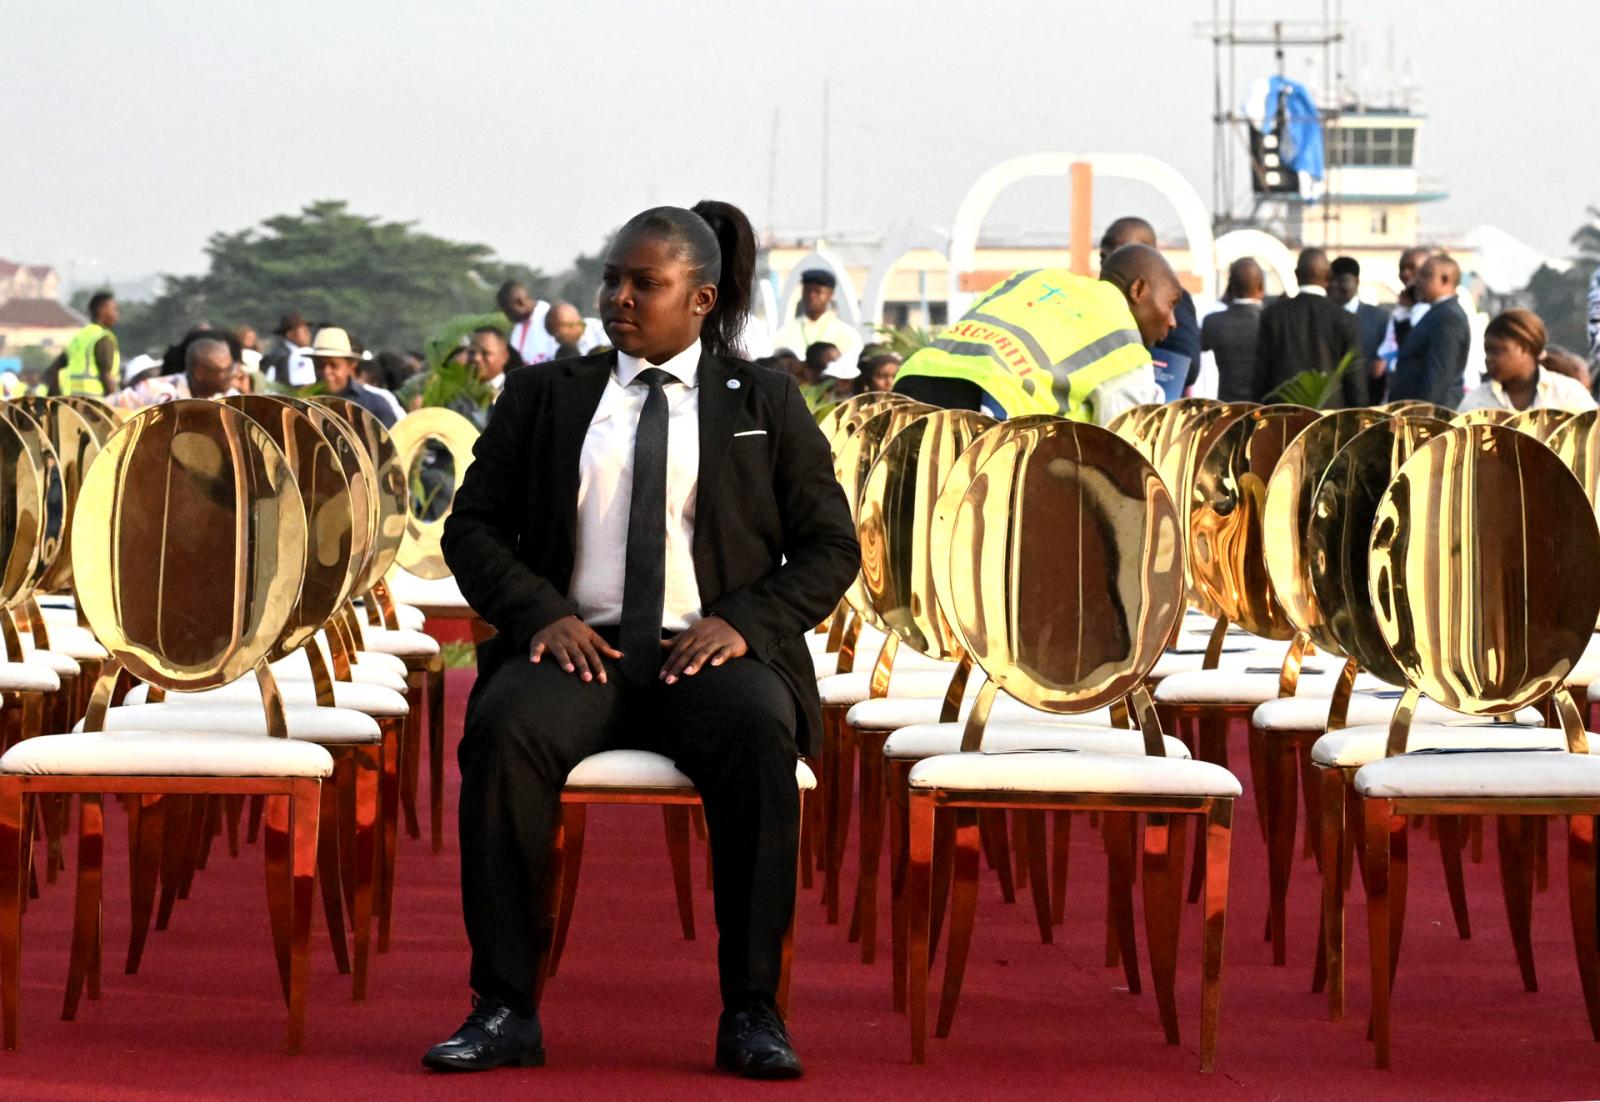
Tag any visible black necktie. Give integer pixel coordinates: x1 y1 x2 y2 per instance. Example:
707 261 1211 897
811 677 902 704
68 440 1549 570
618 367 671 686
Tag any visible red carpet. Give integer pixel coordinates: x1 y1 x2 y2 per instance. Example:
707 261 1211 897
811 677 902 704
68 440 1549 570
4 668 1600 1100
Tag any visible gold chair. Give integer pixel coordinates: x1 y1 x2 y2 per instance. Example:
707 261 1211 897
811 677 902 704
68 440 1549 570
905 421 1239 1071
1355 424 1600 1067
0 399 328 1052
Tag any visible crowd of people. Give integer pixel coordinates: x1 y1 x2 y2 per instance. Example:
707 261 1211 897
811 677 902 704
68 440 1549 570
30 230 1600 428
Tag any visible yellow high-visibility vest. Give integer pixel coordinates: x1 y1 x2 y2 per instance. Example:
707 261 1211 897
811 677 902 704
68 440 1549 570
896 269 1150 420
61 323 120 396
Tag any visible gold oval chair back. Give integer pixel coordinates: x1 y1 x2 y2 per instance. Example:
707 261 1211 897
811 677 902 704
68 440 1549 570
858 409 995 661
11 397 100 592
386 408 480 581
820 391 910 461
1370 424 1600 748
834 402 936 630
0 416 43 610
1262 408 1390 652
1381 400 1453 419
223 396 355 658
1104 403 1159 443
930 416 1062 657
944 422 1184 742
0 404 66 596
313 398 408 590
286 399 377 609
1506 406 1573 443
1450 407 1517 429
1148 400 1252 614
55 395 120 444
1188 404 1319 639
1305 416 1451 684
71 400 308 693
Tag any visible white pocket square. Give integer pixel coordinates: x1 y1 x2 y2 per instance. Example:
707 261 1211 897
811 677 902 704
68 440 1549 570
733 430 767 438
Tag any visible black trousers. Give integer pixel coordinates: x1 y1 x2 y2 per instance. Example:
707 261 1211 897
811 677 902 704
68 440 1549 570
458 644 800 1013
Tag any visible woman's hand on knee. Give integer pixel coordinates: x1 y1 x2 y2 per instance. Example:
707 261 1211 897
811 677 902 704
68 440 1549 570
659 617 748 685
529 616 622 684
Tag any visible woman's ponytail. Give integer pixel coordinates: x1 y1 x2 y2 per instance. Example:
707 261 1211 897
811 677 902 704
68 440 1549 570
690 199 755 360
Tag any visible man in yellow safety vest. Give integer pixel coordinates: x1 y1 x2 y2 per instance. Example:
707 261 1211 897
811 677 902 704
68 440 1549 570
892 244 1179 424
48 291 121 396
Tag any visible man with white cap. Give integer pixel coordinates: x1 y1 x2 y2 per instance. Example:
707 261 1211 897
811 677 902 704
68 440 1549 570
773 269 862 369
308 326 402 427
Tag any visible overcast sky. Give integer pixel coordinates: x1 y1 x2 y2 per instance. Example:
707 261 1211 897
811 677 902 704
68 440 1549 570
3 0 1596 292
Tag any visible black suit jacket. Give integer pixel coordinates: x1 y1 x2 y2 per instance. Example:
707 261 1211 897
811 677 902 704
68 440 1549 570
1353 302 1388 363
1200 301 1263 402
1252 291 1364 406
1389 297 1471 409
441 349 860 755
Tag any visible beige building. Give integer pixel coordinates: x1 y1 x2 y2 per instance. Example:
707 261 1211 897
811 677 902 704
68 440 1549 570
0 258 62 306
0 297 86 354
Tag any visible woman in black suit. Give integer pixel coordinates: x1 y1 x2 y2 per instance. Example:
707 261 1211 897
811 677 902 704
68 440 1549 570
424 201 859 1078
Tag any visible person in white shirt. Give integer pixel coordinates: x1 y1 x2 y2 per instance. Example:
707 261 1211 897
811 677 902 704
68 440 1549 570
498 280 558 365
772 269 862 369
544 301 608 357
1458 308 1596 413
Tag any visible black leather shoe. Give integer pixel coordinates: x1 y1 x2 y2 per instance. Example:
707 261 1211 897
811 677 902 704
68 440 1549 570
422 998 545 1072
715 1000 803 1079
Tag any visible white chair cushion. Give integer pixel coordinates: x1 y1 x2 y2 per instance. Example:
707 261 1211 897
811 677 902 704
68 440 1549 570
1354 750 1600 799
1254 695 1544 733
1146 646 1271 681
385 568 472 611
28 626 107 661
910 750 1241 798
124 677 409 718
1153 666 1392 706
884 721 1190 761
16 648 79 677
356 599 429 632
818 669 977 707
0 662 60 693
806 629 886 659
811 643 955 680
848 695 1111 732
74 703 381 744
352 627 441 658
1567 634 1600 689
1 731 334 778
1313 723 1583 768
563 748 816 792
270 650 407 692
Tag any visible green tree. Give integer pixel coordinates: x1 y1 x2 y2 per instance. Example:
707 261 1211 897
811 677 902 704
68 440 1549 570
115 200 548 355
1524 206 1600 355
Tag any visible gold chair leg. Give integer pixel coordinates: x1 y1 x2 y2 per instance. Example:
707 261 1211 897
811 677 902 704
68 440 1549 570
1566 813 1600 1039
823 706 856 926
1364 799 1396 1069
850 728 889 960
978 810 1016 904
663 805 696 940
1050 811 1070 926
0 777 24 1049
1105 811 1141 994
1199 800 1233 1074
285 780 320 1055
399 668 424 842
263 794 294 1003
1142 811 1188 1046
906 789 935 1064
63 794 103 1021
1436 815 1471 940
125 794 165 974
1318 766 1346 1020
155 795 196 931
1010 810 1029 891
349 743 380 1000
934 808 981 1040
377 717 401 953
550 804 587 976
888 760 913 1014
1497 815 1538 992
1264 734 1298 965
315 760 351 979
1022 811 1052 944
427 656 446 855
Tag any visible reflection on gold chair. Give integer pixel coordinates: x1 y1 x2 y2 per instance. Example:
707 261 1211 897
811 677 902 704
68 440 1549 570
905 422 1239 1071
1354 425 1600 1067
0 400 328 1052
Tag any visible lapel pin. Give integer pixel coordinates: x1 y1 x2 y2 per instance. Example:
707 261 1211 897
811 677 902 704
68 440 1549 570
727 379 741 389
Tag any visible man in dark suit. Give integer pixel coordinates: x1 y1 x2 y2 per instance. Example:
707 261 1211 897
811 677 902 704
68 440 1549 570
1388 254 1472 407
1329 256 1390 402
425 205 859 1079
1201 258 1266 401
1252 247 1363 406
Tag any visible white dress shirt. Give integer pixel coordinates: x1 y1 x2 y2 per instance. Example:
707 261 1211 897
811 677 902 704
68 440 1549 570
1457 368 1597 413
508 302 558 365
773 310 863 366
569 340 703 631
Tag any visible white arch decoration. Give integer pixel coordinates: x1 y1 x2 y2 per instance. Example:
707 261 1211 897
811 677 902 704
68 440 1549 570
774 244 864 333
860 224 951 331
946 152 1217 317
1213 229 1300 298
